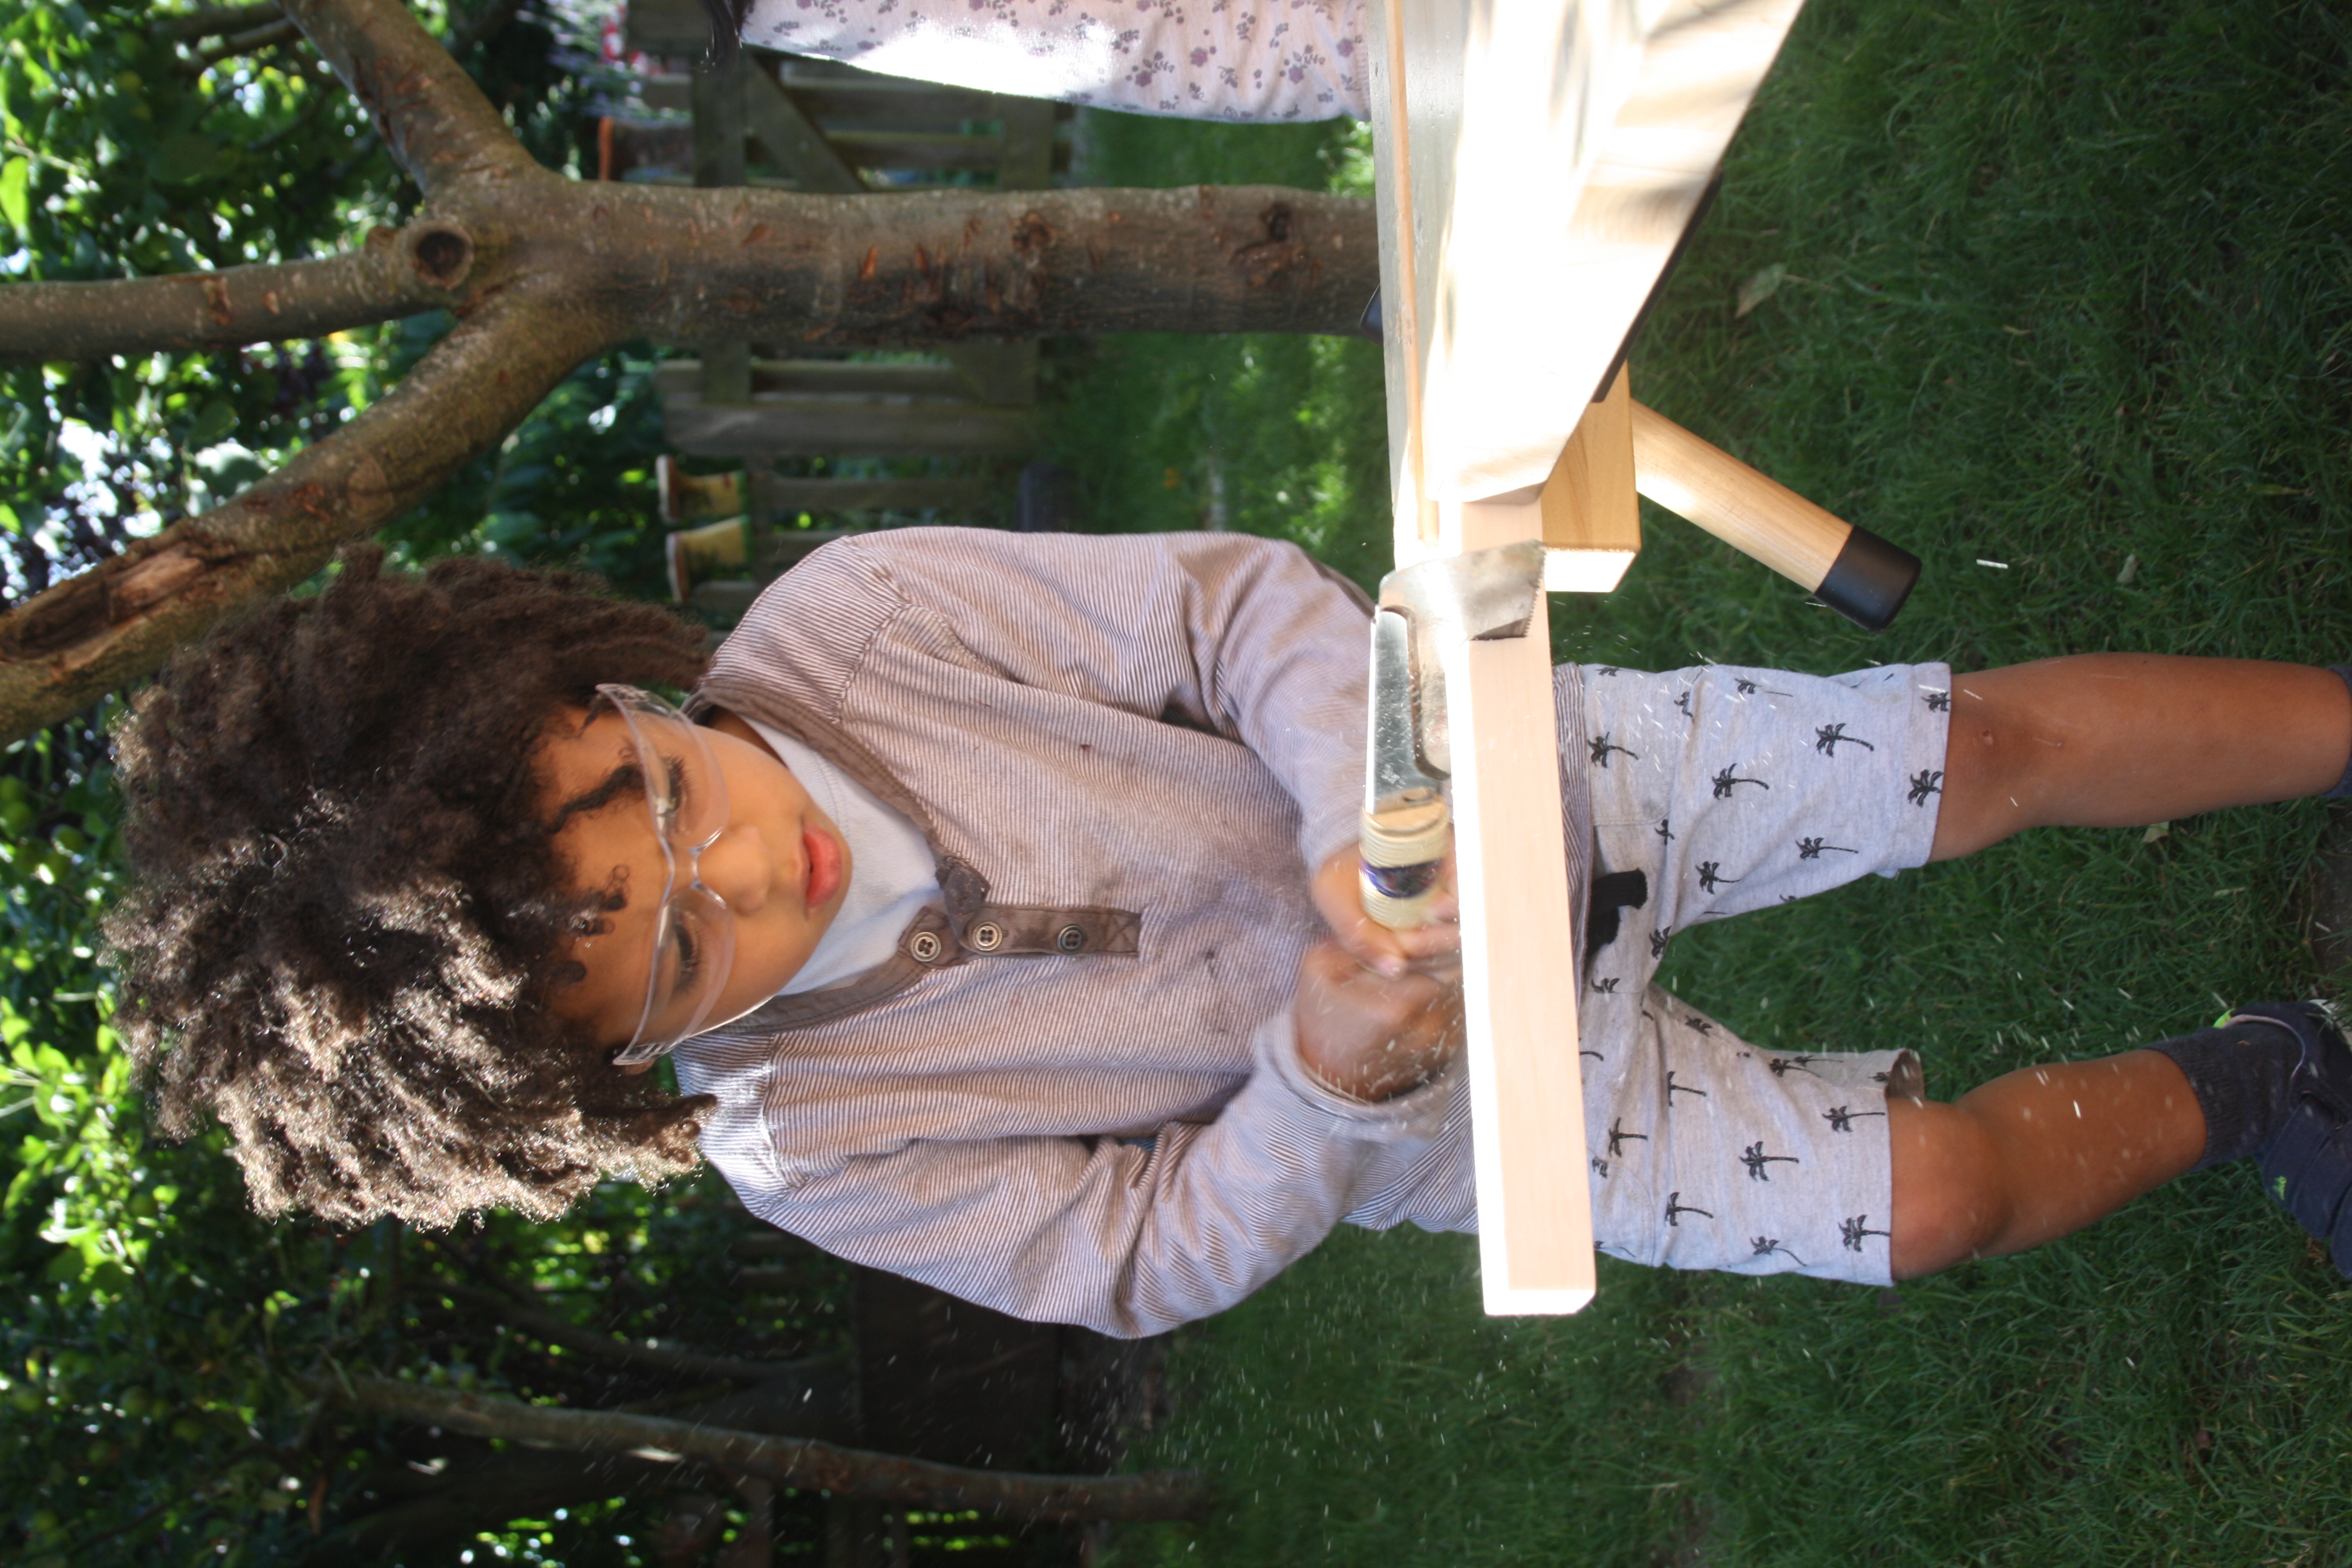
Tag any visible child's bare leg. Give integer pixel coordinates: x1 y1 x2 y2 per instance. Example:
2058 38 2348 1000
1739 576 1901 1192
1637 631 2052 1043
1930 655 2351 861
1887 1051 2205 1278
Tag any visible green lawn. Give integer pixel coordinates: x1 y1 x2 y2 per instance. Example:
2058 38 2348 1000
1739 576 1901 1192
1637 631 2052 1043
1049 0 2352 1560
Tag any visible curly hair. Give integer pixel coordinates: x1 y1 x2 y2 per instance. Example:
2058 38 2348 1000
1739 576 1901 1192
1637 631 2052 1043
105 547 716 1227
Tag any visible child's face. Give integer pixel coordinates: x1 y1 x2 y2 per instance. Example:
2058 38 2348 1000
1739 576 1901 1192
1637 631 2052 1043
539 706 853 1056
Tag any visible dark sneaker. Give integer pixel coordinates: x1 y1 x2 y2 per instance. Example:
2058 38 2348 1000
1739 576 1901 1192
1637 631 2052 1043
2228 1003 2352 1275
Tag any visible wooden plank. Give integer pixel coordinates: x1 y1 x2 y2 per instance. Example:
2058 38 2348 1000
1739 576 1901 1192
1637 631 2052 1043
691 60 752 406
1378 0 1808 529
736 70 1029 406
650 70 998 123
1448 498 1595 1315
773 74 1001 129
750 475 987 514
740 65 864 194
827 131 1007 174
941 342 1039 407
666 393 1036 459
658 361 972 400
936 99 1054 404
1368 0 1808 1317
1538 365 1641 594
624 0 707 54
996 97 1059 189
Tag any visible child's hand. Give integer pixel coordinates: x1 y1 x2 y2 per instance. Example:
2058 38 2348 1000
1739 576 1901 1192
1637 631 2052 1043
1311 844 1462 978
1293 938 1464 1102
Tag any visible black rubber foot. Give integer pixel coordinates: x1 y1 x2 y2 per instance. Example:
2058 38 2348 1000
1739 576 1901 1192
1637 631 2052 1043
1814 526 1921 632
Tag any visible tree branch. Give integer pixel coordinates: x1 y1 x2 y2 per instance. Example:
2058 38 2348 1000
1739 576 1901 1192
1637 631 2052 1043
308 1369 857 1563
421 1278 837 1385
191 18 304 70
308 1445 707 1564
0 281 610 734
283 0 541 197
0 220 479 363
163 0 520 71
151 2 286 42
541 182 1379 344
319 1374 1210 1524
0 177 1380 744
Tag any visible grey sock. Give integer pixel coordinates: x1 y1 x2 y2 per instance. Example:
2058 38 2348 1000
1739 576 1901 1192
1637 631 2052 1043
2145 1015 2301 1171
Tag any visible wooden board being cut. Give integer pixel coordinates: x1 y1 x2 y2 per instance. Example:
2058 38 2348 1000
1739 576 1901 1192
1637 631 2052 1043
1367 0 1809 1316
1374 0 1810 541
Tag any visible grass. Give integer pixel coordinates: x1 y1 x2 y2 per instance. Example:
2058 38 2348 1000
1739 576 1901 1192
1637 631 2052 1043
1043 113 1394 592
1044 0 2352 1561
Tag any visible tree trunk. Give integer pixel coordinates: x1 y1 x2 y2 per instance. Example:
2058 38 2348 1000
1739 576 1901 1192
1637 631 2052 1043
0 0 1380 743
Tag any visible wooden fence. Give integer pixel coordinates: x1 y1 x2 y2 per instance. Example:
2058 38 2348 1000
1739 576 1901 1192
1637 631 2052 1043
608 0 1068 615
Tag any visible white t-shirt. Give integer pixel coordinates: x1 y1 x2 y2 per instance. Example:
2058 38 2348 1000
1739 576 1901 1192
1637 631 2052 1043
739 0 1371 122
740 714 941 996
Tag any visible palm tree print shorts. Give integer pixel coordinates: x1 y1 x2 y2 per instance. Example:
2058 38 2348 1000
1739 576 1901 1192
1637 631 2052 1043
1569 659 1953 1285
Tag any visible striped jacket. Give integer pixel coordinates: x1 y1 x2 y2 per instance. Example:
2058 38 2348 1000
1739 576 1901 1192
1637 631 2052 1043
675 528 1587 1336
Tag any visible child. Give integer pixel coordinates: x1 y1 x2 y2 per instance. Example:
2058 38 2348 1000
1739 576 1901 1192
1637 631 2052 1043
105 531 2352 1337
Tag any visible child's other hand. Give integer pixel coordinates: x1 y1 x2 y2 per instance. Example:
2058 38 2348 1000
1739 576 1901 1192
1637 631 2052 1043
1311 844 1461 978
1293 938 1464 1102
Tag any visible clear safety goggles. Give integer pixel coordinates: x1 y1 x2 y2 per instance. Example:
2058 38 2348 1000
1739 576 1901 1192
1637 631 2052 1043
592 684 739 1066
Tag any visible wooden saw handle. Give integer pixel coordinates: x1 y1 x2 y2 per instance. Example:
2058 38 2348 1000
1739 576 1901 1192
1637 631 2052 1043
1361 791 1450 930
1628 401 1919 632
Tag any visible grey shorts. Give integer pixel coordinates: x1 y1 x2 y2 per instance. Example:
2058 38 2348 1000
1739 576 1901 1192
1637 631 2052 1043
1566 660 1954 1285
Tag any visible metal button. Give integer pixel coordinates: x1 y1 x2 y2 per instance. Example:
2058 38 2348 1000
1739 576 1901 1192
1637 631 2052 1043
909 931 944 963
969 921 1004 952
1054 924 1087 954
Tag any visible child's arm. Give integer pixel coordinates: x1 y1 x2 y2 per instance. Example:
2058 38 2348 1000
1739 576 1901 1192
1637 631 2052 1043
757 528 1380 880
719 970 1461 1339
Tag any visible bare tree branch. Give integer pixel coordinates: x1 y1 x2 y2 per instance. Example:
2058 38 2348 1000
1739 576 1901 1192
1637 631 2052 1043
319 1374 1210 1523
284 0 542 196
308 1445 708 1564
151 2 286 42
420 1278 838 1385
307 1370 859 1561
0 220 479 363
162 0 520 70
0 283 608 730
191 18 304 70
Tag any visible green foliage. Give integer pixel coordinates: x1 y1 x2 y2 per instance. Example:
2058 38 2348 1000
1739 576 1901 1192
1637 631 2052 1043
0 7 802 1564
0 0 658 598
0 0 394 596
377 312 676 598
1042 114 1394 594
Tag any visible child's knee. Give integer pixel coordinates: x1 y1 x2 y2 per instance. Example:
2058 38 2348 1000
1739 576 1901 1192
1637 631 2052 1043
1888 1096 2010 1276
1929 673 2042 858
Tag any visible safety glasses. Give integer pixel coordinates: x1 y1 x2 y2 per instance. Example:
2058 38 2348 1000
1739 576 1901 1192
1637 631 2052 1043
592 684 740 1065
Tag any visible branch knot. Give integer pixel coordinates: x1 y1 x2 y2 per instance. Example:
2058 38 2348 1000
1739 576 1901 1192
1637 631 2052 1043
405 223 476 293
